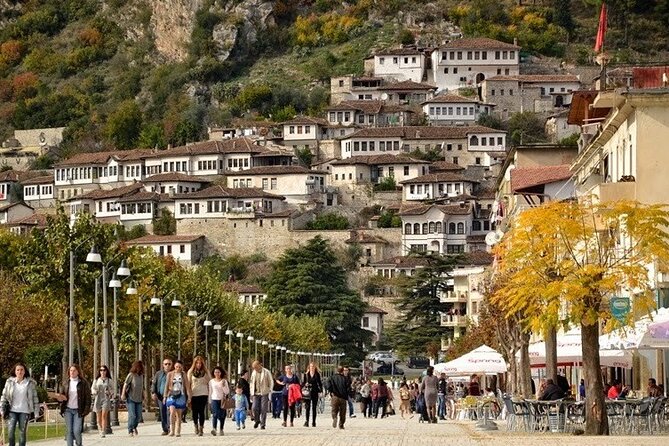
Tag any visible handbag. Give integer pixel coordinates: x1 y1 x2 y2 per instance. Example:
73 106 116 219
301 383 312 399
223 397 235 410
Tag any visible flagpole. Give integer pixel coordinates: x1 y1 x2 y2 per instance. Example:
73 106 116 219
595 2 608 91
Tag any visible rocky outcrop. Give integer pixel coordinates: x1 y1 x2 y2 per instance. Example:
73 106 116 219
148 0 274 63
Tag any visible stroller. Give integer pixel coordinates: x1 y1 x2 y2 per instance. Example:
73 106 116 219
416 393 429 423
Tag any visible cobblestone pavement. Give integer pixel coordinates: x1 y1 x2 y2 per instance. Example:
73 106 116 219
35 410 666 446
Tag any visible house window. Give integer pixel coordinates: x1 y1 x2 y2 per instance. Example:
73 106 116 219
289 126 295 134
502 51 508 59
453 67 458 74
404 223 412 235
505 68 509 75
362 317 369 328
379 57 385 65
262 178 268 189
180 245 185 254
475 157 481 165
403 166 409 175
447 244 464 254
270 178 277 189
510 51 515 59
473 220 482 231
338 80 344 87
449 223 456 234
404 57 408 64
393 57 398 64
452 157 458 164
443 68 448 74
495 51 500 59
457 222 464 234
411 57 416 63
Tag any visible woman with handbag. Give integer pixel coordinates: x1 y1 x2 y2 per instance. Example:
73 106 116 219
120 361 144 437
301 362 322 427
208 366 230 436
0 362 40 446
91 365 113 438
54 364 91 446
163 360 190 437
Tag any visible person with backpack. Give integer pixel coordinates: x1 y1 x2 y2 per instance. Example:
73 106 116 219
301 362 322 427
163 359 191 437
120 360 145 437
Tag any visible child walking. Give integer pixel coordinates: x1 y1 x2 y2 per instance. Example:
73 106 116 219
399 383 411 419
233 386 249 430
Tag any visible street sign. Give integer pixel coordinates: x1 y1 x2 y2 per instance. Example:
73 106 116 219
610 297 630 322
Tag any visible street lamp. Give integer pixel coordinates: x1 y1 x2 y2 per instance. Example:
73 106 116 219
225 329 233 375
247 335 254 366
262 341 268 366
268 344 274 370
214 325 222 365
171 299 182 359
275 345 281 369
126 284 140 360
236 332 244 376
108 265 130 428
204 319 212 362
188 310 198 356
150 294 167 361
281 346 286 368
255 339 261 360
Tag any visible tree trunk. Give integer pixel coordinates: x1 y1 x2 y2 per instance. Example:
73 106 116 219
545 326 558 384
581 321 608 435
518 336 532 398
507 348 518 395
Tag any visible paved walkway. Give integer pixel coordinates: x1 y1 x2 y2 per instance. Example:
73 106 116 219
34 410 665 446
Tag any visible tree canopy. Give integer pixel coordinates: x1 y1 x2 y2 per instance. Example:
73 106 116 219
262 236 370 362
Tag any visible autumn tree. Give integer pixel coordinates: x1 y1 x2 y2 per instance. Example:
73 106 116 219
492 200 669 435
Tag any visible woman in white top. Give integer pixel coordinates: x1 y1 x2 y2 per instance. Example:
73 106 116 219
91 365 113 438
54 364 91 446
163 360 190 437
0 362 40 446
208 366 230 436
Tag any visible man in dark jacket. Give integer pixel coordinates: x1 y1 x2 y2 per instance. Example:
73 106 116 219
539 379 566 401
327 367 351 429
151 357 173 435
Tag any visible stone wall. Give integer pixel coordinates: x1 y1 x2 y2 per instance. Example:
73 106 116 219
337 183 402 208
177 216 403 260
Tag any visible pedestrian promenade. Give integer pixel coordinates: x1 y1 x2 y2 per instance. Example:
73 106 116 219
33 410 665 446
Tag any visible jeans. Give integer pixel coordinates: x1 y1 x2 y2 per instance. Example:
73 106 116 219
210 400 226 431
271 391 283 418
304 393 319 424
127 400 142 433
64 408 83 446
331 396 347 428
347 397 354 416
234 409 246 427
252 395 269 427
376 396 388 418
361 397 373 417
437 393 446 418
158 397 169 433
191 395 207 428
8 412 29 446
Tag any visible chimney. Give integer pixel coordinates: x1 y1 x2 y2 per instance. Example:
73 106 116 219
513 37 518 46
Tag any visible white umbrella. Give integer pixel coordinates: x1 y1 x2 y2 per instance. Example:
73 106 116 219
526 328 633 368
601 307 669 350
434 345 507 376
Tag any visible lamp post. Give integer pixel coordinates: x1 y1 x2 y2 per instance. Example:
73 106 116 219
255 339 261 360
268 344 274 370
150 294 164 360
214 325 222 365
262 341 268 365
246 335 254 366
171 299 182 360
108 263 130 428
236 332 244 376
281 346 286 368
188 310 198 357
204 319 212 363
126 284 140 360
225 329 233 376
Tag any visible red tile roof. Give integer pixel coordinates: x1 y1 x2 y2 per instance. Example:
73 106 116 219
227 166 327 176
422 94 479 104
511 164 572 192
280 116 329 126
399 172 474 184
158 138 266 157
440 37 519 50
222 282 265 294
345 125 505 140
330 154 429 166
174 185 285 200
398 203 471 216
5 212 48 228
125 234 204 244
462 251 494 265
430 161 465 172
143 173 210 183
374 48 423 56
55 149 154 167
365 305 388 314
20 175 53 185
379 80 436 91
0 202 34 212
71 183 145 201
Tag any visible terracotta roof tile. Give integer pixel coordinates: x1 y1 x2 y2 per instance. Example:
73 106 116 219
0 170 21 182
116 191 167 203
422 94 479 104
440 37 519 50
158 138 267 157
280 116 328 126
374 48 423 56
72 183 145 201
222 282 265 294
125 234 204 244
5 212 48 227
143 173 211 183
510 164 572 192
365 305 388 314
378 80 436 91
430 161 465 172
462 250 494 265
345 125 504 140
227 166 327 176
0 202 33 212
55 149 154 167
20 175 53 185
173 185 285 200
330 154 429 166
398 203 471 216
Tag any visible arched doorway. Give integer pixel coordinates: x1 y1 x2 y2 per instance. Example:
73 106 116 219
475 73 486 84
476 73 485 100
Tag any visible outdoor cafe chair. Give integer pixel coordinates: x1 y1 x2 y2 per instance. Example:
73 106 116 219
526 400 549 432
564 401 585 433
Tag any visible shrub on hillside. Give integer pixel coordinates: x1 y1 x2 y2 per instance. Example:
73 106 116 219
306 213 350 230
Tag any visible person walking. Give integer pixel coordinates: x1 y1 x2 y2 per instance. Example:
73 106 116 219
342 367 356 418
55 364 91 446
360 379 372 418
232 386 249 430
327 366 350 430
91 365 113 438
302 362 323 427
0 362 40 446
249 360 273 430
238 369 251 413
151 358 173 436
271 370 284 419
208 366 230 436
371 380 380 417
421 366 439 423
375 378 391 418
399 382 411 419
437 372 447 420
120 360 145 437
187 356 210 436
163 359 190 437
277 365 300 427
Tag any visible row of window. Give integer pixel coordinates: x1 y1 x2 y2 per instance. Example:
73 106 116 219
158 244 187 256
409 183 463 195
470 136 504 146
125 165 142 178
344 140 402 153
441 50 516 62
378 56 418 65
404 222 466 235
57 166 118 182
288 125 312 135
24 185 53 197
121 203 153 215
429 106 476 117
489 89 514 96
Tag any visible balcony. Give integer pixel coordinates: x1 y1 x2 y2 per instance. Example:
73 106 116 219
441 314 467 327
439 290 468 303
593 181 636 202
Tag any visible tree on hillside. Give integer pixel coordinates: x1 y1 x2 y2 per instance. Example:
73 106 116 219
553 0 575 36
508 111 547 146
153 208 176 235
491 200 669 435
262 236 371 362
105 99 142 149
305 212 349 230
387 253 461 358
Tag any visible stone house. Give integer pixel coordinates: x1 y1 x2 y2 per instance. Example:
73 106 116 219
225 166 330 205
125 234 206 266
280 116 329 150
545 110 580 143
0 202 34 225
173 185 286 219
430 37 520 92
399 171 478 201
330 75 384 104
325 100 413 128
480 75 581 119
373 48 426 83
378 80 436 105
422 94 494 125
329 154 429 186
21 175 54 209
4 212 48 236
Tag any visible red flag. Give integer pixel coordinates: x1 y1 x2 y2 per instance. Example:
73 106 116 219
594 3 607 52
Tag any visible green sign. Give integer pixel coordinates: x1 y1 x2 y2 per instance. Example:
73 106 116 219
610 297 630 322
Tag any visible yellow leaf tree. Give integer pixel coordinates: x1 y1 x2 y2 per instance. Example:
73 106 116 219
492 199 669 435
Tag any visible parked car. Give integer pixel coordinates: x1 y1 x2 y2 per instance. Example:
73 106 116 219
366 351 385 361
375 352 399 364
376 363 404 375
407 357 430 369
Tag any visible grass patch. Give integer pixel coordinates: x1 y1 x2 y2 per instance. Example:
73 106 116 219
1 422 66 442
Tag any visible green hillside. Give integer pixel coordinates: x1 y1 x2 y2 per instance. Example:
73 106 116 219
0 0 667 162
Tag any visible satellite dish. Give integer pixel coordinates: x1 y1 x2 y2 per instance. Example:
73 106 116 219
485 230 503 246
381 93 389 100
